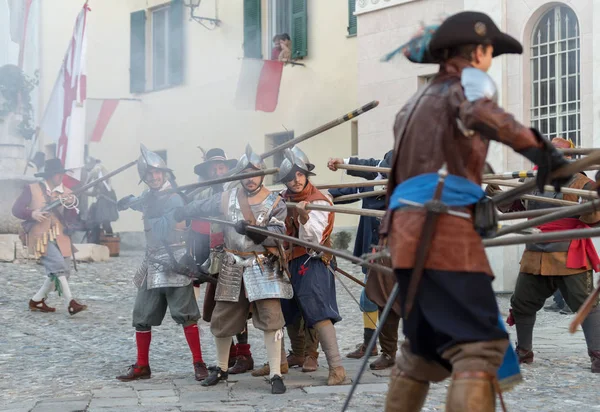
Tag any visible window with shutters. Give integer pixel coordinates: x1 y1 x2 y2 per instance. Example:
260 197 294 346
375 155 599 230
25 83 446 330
348 0 357 36
129 0 185 93
263 0 307 60
530 6 580 145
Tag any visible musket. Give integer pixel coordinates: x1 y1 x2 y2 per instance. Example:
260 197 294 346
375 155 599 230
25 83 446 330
188 216 393 276
22 160 137 234
485 179 598 200
342 164 449 412
570 281 600 333
492 150 600 207
334 164 391 174
286 202 385 218
259 101 379 159
43 160 137 213
332 189 386 203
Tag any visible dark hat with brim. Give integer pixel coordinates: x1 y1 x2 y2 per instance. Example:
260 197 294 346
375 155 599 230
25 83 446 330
194 148 238 178
429 11 522 59
34 158 67 178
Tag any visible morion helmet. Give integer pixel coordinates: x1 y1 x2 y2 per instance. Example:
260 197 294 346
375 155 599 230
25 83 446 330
276 148 315 183
234 144 267 173
137 144 173 184
291 146 315 172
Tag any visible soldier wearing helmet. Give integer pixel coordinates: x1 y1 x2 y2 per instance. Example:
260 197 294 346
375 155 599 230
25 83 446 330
115 144 207 383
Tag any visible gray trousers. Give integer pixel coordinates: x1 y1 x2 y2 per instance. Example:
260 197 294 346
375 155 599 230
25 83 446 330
132 281 200 331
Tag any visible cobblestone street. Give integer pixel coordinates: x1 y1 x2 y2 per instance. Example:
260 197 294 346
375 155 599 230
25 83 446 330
1 251 599 412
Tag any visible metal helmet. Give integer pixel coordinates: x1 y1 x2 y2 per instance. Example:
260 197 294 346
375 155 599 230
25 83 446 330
137 144 173 183
291 146 315 171
276 148 315 183
234 144 267 173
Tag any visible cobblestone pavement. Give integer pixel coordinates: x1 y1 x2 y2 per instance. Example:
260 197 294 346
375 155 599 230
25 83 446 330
1 251 599 412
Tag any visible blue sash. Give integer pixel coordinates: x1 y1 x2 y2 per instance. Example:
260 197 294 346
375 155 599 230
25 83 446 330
389 173 484 210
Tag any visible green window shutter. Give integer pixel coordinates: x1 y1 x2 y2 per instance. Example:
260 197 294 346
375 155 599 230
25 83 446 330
130 10 146 93
291 0 307 58
168 0 185 86
348 0 357 36
243 0 262 58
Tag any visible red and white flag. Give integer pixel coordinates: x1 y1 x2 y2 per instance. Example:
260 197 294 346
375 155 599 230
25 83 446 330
234 59 284 113
85 99 119 143
39 2 90 187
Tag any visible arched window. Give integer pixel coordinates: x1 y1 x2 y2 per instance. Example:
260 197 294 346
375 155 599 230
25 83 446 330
530 6 580 145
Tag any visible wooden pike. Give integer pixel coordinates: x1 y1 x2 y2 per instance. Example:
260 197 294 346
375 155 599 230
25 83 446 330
483 165 600 181
485 179 598 200
497 209 564 221
260 101 380 159
315 180 388 190
286 202 384 218
332 189 387 203
520 194 578 207
559 148 600 155
335 164 391 174
570 281 600 333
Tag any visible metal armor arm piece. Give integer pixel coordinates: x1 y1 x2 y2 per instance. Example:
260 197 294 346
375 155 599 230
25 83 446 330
261 199 287 247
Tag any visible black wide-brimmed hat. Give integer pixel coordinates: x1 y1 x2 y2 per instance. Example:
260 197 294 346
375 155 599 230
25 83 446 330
34 158 67 178
429 11 522 58
194 148 238 178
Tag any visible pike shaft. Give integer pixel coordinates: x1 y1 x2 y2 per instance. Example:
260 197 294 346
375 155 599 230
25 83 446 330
335 164 391 174
497 209 560 221
484 226 600 247
176 168 279 193
332 189 387 203
520 194 578 206
493 199 600 237
315 180 388 190
192 217 393 275
286 202 385 218
492 150 600 206
485 179 598 199
260 101 379 159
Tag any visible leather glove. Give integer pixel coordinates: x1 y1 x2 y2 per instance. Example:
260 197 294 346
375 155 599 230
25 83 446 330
517 128 571 192
234 220 268 244
172 206 186 222
246 229 268 245
117 194 135 211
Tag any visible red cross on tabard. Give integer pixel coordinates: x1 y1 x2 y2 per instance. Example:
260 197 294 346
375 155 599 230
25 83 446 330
298 264 308 276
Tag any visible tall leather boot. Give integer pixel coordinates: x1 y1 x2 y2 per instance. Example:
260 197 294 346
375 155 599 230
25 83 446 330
384 369 429 412
445 372 495 412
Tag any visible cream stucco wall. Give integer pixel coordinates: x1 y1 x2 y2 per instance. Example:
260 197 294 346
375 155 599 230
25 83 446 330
38 0 360 233
356 0 598 291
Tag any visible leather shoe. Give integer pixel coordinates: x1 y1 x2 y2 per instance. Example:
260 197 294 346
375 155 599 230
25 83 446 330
68 299 87 316
270 375 286 394
194 361 208 381
201 368 228 386
116 364 151 381
301 355 318 372
346 343 378 359
369 353 395 370
286 352 305 368
516 346 534 364
228 355 254 374
29 298 55 313
251 362 289 377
